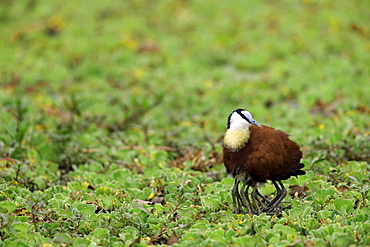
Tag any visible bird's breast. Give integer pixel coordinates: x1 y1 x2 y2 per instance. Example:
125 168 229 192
223 129 250 152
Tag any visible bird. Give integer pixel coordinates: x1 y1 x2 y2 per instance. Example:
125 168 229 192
222 108 306 215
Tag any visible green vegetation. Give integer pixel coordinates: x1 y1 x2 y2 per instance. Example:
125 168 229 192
0 0 369 246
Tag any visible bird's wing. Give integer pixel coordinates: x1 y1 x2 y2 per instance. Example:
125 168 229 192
245 125 303 181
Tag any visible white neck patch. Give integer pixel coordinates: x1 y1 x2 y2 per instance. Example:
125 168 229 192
228 111 252 131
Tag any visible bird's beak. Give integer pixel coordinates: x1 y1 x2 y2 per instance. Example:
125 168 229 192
253 121 262 128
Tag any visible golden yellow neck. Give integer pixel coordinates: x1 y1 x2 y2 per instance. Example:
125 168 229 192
223 129 250 151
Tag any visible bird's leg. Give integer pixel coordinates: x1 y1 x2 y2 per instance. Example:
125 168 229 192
239 182 250 211
266 181 282 208
251 183 270 215
236 182 247 212
266 181 288 213
232 180 244 214
255 188 269 212
231 180 239 213
242 181 255 214
251 185 261 215
256 188 270 204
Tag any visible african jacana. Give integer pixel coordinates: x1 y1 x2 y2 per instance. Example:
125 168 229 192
223 109 306 214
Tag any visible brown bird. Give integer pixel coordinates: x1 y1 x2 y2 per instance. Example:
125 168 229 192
223 109 306 214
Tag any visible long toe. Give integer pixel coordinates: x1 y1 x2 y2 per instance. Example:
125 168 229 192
264 206 282 214
281 203 292 210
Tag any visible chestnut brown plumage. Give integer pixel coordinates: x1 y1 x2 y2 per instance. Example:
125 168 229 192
223 109 306 214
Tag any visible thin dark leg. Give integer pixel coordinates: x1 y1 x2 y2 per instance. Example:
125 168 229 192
266 180 282 208
251 184 262 215
256 188 270 204
242 181 254 214
266 181 288 213
251 182 271 214
236 183 246 211
232 180 244 214
231 180 239 213
239 182 249 209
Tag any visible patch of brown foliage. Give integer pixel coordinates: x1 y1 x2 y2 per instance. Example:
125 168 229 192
289 184 308 198
169 149 223 172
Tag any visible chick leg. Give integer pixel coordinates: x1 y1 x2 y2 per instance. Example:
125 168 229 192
251 182 271 215
241 180 257 214
232 180 244 214
265 181 287 213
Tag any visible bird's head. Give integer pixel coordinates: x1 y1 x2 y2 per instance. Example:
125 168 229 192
227 108 262 130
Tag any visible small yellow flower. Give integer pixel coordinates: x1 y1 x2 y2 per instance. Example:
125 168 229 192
47 15 66 32
41 244 53 247
147 192 155 200
81 181 90 189
10 180 19 185
180 121 193 127
122 35 138 50
133 68 144 79
204 80 214 88
328 17 340 33
34 124 44 131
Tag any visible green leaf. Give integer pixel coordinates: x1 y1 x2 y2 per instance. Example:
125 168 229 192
75 202 97 217
154 202 165 213
224 228 237 241
270 224 297 238
201 194 221 207
11 222 30 234
68 182 84 192
327 232 355 246
2 239 30 247
289 208 303 218
92 228 110 239
53 233 72 244
317 210 332 221
73 238 92 246
333 198 353 213
234 235 265 246
266 233 280 243
208 229 226 244
0 201 17 213
99 195 116 209
316 188 335 196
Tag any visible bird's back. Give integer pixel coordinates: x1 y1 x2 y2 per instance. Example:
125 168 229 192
223 125 303 182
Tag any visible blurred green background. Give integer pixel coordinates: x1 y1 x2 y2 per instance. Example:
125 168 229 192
0 0 369 246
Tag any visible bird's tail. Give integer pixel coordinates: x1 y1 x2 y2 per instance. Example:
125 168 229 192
295 163 306 176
